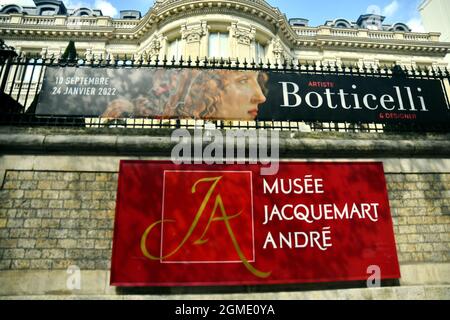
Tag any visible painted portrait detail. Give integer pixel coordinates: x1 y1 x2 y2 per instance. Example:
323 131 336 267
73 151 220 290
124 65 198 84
101 69 268 121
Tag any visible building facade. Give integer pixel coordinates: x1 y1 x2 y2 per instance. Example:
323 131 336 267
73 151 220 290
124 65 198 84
0 0 449 69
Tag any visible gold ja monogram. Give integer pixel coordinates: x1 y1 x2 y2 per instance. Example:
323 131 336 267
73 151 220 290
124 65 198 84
140 176 271 278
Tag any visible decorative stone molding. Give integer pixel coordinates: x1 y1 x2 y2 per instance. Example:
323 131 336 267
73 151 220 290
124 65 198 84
147 36 163 58
181 21 207 44
40 48 48 59
272 38 287 60
84 49 105 61
85 48 94 61
230 22 256 45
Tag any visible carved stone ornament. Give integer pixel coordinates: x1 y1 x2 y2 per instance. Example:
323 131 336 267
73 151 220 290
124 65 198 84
148 38 162 57
181 21 207 44
230 22 256 46
84 48 93 60
272 38 286 60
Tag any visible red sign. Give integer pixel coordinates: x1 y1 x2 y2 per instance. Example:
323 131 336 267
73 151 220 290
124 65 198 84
110 161 400 286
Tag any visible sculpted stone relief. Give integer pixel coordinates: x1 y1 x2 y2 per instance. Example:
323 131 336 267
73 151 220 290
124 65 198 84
272 38 287 60
181 21 208 43
230 22 256 46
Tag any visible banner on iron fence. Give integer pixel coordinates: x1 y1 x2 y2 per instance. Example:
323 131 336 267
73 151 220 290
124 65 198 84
110 161 400 287
37 66 450 124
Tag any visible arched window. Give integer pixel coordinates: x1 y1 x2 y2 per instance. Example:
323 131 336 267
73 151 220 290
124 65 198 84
71 8 93 17
1 5 22 14
392 23 410 32
334 19 351 29
5 9 19 14
40 8 56 16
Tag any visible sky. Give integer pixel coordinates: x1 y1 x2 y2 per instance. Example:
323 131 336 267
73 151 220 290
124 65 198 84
0 0 425 32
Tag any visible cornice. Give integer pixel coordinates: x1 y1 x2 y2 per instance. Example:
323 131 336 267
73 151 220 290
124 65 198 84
151 7 277 35
0 27 114 42
314 39 449 56
1 27 448 56
2 130 450 158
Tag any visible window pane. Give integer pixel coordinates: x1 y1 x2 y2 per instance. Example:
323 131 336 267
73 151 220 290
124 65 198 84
208 33 219 57
256 42 265 62
168 41 175 59
168 38 181 60
209 33 228 58
219 33 228 58
41 9 55 16
23 59 43 83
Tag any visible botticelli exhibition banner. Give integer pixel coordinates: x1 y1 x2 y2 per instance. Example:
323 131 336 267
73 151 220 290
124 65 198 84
37 67 450 124
110 161 400 287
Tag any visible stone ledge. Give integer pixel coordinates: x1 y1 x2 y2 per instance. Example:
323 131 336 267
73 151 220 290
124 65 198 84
400 263 450 286
1 126 449 141
0 286 448 300
1 132 450 158
0 263 448 298
1 155 450 174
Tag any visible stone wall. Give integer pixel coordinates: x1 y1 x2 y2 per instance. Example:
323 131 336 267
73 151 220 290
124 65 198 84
0 171 117 271
0 128 449 298
0 170 449 272
386 174 450 263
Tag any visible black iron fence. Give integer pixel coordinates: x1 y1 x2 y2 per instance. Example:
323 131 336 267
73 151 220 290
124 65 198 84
1 53 449 133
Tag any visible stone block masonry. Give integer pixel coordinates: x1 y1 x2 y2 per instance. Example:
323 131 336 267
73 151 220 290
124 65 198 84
0 170 449 271
0 171 117 271
385 174 450 264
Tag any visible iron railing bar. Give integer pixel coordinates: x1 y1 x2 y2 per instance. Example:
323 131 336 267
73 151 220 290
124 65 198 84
7 59 21 96
22 58 38 108
31 63 46 108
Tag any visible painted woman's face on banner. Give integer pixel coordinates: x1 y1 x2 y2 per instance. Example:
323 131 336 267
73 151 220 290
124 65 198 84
216 71 267 120
37 67 450 126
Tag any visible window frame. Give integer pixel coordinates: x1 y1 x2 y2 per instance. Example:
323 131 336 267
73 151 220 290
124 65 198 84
208 32 229 59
